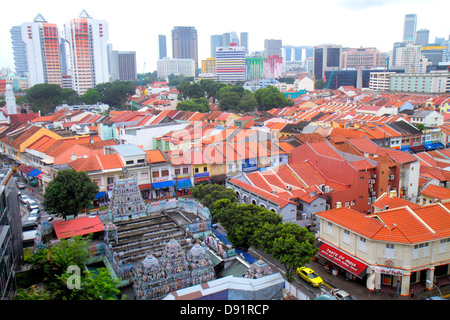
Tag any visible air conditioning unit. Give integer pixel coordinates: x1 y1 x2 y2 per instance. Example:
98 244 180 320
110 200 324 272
372 196 377 202
301 214 307 220
369 188 373 192
390 175 395 180
371 191 376 196
368 184 373 189
372 174 377 178
311 213 316 221
369 179 375 184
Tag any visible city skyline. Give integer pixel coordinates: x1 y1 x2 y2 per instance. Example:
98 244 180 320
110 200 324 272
2 0 449 75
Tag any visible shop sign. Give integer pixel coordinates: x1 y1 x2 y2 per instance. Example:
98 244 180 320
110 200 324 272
318 243 368 278
373 266 404 276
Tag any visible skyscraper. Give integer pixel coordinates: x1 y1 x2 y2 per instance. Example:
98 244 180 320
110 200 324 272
313 44 342 81
159 35 167 59
264 39 282 58
110 51 137 81
172 26 198 76
215 44 246 83
211 35 223 58
17 14 63 88
62 10 109 94
10 26 28 78
416 29 430 47
403 14 417 43
240 32 249 55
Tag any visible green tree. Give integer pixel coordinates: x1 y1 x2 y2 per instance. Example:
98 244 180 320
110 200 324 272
60 88 81 105
17 235 121 300
25 83 62 115
176 97 210 113
254 222 318 281
254 86 294 111
416 123 426 131
217 86 240 111
315 80 326 89
238 93 258 113
82 88 101 105
191 184 237 213
43 169 99 219
213 200 282 251
95 81 135 109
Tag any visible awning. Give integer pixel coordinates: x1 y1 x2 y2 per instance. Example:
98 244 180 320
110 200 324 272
95 191 107 200
194 177 210 184
410 145 426 153
139 183 152 190
175 178 192 189
28 169 42 177
400 146 411 152
152 180 174 189
211 174 227 183
317 242 368 278
424 142 444 150
22 166 34 174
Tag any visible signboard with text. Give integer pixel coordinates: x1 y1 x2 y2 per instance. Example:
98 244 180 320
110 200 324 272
318 243 368 278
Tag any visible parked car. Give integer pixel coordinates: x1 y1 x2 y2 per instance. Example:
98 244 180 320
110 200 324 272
27 200 39 211
27 209 40 222
17 182 26 189
331 288 358 300
20 194 31 204
296 267 323 287
425 296 447 300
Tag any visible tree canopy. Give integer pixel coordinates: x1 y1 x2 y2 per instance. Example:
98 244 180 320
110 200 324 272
190 184 237 215
14 235 121 300
25 83 63 115
254 86 294 111
94 81 135 109
213 199 318 281
43 169 99 219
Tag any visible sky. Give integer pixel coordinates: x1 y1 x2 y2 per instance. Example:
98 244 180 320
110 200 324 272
1 0 449 74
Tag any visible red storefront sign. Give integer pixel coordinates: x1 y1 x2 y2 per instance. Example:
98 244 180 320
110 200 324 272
318 243 368 278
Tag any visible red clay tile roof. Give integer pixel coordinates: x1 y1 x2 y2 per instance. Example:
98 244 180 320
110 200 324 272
420 184 450 200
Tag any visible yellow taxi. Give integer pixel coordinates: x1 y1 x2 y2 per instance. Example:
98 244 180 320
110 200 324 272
296 267 323 287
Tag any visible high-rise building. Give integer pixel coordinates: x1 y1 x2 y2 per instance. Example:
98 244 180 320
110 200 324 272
18 13 63 88
172 26 198 76
215 44 246 83
62 10 110 94
403 14 417 43
157 57 196 80
313 44 342 81
210 35 223 58
391 43 428 73
159 35 167 59
246 57 265 80
201 57 216 74
263 55 283 79
10 26 28 78
421 46 446 66
416 29 430 47
110 51 137 81
342 47 383 69
240 32 249 54
264 39 282 58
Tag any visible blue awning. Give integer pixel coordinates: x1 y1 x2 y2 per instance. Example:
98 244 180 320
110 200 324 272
152 180 174 189
176 178 192 189
401 146 411 152
95 191 107 200
28 169 42 177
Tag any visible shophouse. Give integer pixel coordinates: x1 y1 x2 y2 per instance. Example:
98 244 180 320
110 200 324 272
315 203 450 296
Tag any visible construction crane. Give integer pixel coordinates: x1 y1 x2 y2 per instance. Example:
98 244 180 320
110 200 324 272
326 70 335 89
140 61 146 86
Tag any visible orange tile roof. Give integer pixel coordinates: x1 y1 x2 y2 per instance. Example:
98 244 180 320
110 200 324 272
317 204 450 244
145 149 167 164
372 192 420 210
420 184 450 200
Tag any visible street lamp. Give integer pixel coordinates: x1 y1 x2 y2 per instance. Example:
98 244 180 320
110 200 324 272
426 280 443 299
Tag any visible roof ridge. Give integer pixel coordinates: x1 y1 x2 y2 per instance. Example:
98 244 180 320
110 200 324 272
404 205 436 235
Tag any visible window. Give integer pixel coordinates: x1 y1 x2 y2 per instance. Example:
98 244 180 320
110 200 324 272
141 172 149 180
439 238 450 253
327 222 333 235
195 168 199 173
385 244 395 259
183 167 189 174
175 168 181 175
203 167 207 172
126 160 134 165
161 170 169 177
107 177 114 185
343 230 350 244
152 171 159 178
137 159 145 164
359 237 366 252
